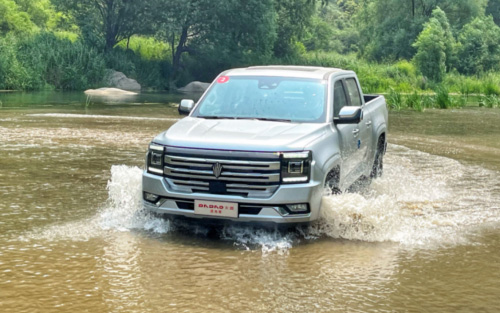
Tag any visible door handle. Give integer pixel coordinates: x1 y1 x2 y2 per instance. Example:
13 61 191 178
366 121 372 127
352 129 360 136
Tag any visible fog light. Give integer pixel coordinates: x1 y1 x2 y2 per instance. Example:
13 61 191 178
144 192 160 203
286 204 308 213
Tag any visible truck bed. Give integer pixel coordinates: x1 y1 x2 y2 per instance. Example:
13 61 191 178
364 94 382 104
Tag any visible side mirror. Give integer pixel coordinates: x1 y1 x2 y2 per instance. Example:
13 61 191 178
336 106 363 124
178 99 195 115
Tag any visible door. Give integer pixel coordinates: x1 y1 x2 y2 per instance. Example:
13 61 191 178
332 80 359 181
344 77 373 175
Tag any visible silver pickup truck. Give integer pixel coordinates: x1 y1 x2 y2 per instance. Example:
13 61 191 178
142 66 388 224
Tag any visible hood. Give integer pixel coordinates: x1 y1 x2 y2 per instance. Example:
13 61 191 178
154 117 327 152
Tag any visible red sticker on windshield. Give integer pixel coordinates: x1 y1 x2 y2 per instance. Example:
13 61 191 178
217 76 230 83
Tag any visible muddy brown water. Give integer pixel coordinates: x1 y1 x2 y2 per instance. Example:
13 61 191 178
1 92 499 312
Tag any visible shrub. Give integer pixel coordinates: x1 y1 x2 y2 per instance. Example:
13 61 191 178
483 79 500 96
105 47 172 90
480 95 500 108
16 32 106 90
116 36 171 61
451 95 467 108
435 86 451 109
0 36 28 90
387 88 403 111
405 91 420 109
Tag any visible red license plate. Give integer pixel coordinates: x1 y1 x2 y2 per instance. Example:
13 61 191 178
194 200 238 218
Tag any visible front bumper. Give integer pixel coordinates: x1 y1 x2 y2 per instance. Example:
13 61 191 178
142 171 324 224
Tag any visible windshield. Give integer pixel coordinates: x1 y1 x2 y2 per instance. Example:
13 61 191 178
192 76 327 122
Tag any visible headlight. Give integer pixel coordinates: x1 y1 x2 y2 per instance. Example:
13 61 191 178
147 143 165 175
280 151 312 184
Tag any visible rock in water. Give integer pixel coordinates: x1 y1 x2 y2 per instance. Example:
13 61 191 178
178 81 211 93
84 88 138 96
105 70 141 91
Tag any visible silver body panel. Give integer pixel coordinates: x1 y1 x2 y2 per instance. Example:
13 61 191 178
142 66 388 224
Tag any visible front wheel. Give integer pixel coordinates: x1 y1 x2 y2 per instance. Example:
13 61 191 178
370 140 384 178
324 169 341 195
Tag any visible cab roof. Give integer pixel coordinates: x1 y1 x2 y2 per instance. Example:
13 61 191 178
221 66 353 80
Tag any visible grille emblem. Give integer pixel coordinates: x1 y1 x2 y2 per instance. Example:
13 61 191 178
212 162 223 178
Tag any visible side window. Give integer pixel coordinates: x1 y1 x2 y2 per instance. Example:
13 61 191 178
333 81 348 118
345 78 362 107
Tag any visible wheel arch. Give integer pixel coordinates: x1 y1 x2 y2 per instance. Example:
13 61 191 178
322 153 342 188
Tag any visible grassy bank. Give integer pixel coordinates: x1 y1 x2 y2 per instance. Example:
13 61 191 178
294 52 500 97
0 33 172 91
2 32 500 113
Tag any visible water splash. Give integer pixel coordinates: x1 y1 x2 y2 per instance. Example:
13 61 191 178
20 165 171 242
220 225 295 255
309 145 500 247
22 145 500 252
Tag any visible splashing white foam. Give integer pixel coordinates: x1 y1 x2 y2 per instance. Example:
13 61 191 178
308 145 500 246
221 226 294 255
21 165 172 242
22 145 500 252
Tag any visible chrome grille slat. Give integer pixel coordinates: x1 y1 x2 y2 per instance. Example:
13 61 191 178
165 171 278 183
226 184 268 190
165 166 280 181
166 155 280 170
171 179 209 186
164 152 280 197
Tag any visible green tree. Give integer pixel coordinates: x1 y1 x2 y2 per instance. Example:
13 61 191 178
456 16 500 75
54 0 152 50
155 0 276 83
0 0 36 35
0 35 29 89
429 7 455 71
303 2 360 53
413 17 446 82
486 0 500 26
360 0 486 61
15 0 53 29
273 0 316 57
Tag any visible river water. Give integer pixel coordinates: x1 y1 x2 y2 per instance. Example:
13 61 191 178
1 92 499 312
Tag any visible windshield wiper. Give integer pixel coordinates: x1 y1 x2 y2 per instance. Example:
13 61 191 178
235 117 292 123
199 116 292 122
198 116 235 119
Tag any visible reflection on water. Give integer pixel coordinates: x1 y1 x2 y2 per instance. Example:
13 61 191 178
1 96 500 312
0 90 185 108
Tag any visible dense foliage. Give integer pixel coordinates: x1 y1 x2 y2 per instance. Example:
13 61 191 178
2 0 500 97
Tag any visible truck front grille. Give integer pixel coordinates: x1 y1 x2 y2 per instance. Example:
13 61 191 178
163 151 281 198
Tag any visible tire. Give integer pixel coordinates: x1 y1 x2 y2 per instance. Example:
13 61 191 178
325 169 341 194
370 138 384 178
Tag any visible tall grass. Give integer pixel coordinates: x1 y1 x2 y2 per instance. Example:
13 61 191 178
0 32 172 91
287 52 500 100
1 33 106 90
106 48 172 90
384 89 468 111
285 52 425 93
435 87 451 109
113 36 173 89
116 36 171 61
3 34 500 100
479 95 500 108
